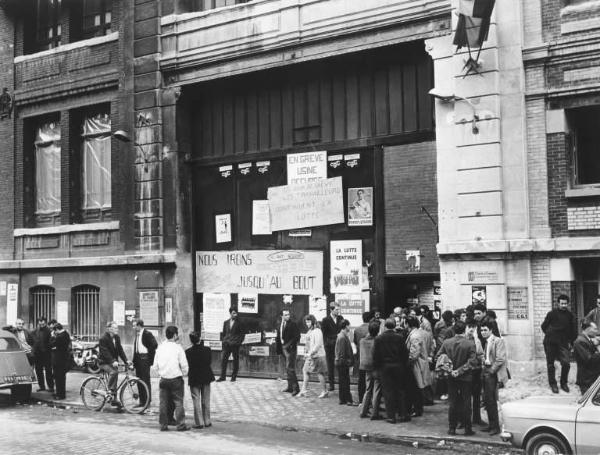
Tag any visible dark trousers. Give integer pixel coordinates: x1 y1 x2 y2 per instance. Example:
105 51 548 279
482 369 500 431
283 348 299 392
100 363 119 393
448 379 472 431
406 371 423 415
35 352 54 390
159 377 186 429
544 341 570 386
325 343 336 388
380 364 408 420
358 369 366 403
471 368 482 422
220 343 240 380
134 353 152 404
337 365 353 404
52 361 67 399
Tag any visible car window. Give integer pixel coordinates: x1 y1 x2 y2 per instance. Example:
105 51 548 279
593 390 600 406
0 337 21 351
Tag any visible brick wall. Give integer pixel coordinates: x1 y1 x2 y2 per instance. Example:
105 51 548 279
550 280 579 337
526 99 550 235
0 9 15 259
383 141 439 275
567 205 600 229
547 133 569 237
532 256 551 357
542 0 561 42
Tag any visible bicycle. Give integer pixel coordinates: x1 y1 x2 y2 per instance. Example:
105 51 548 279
80 363 149 414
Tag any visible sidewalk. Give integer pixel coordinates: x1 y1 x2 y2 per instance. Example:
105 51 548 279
26 371 553 449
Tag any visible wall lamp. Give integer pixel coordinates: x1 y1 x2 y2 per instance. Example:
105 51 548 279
112 129 154 171
428 88 479 135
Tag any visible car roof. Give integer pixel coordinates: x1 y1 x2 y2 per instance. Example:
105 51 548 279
0 329 17 338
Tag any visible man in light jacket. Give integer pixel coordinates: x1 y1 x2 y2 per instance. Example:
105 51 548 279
480 321 508 436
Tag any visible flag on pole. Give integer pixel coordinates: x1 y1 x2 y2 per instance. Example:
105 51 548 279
453 0 495 49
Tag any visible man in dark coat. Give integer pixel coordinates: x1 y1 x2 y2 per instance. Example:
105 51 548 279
50 323 71 400
437 320 478 436
335 319 355 405
133 319 158 405
373 318 411 424
32 317 54 393
321 303 344 391
573 320 600 394
276 309 300 395
98 321 129 405
541 294 576 393
217 308 245 382
353 311 371 402
185 331 215 428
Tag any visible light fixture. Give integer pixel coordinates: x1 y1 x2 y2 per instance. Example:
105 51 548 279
112 130 153 171
428 88 479 134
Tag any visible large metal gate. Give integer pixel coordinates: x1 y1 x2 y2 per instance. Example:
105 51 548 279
72 285 100 341
30 286 56 323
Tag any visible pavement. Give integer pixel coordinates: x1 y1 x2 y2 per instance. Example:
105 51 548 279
25 368 577 450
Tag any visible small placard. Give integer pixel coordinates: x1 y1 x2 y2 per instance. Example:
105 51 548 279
203 332 222 341
139 291 160 326
207 340 222 351
242 332 262 345
113 300 125 326
249 346 270 356
37 276 53 286
507 287 529 320
165 297 173 323
56 301 68 326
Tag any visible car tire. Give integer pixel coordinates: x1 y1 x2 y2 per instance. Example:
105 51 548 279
11 384 32 402
525 432 571 455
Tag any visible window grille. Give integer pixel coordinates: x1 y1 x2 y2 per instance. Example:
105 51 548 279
30 286 56 324
72 285 100 342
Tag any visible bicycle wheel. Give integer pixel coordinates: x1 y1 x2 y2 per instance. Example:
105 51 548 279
119 378 149 414
80 376 108 411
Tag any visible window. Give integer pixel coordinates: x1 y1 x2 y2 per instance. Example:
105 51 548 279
82 0 112 39
30 286 56 323
193 0 251 12
81 111 111 213
34 119 61 217
71 285 100 342
35 0 62 51
569 106 600 186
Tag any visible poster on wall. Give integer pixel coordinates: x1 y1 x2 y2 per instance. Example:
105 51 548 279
6 283 18 325
196 250 323 295
336 293 369 327
406 250 421 272
113 300 125 326
507 287 529 320
348 187 373 226
165 297 173 323
309 295 328 320
330 240 362 294
238 294 258 313
56 301 69 326
139 291 160 326
268 177 344 231
287 151 327 185
0 281 6 296
252 200 272 235
215 213 232 243
202 293 231 335
472 286 487 305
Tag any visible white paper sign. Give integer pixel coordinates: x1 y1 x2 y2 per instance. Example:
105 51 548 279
165 297 173 323
287 151 327 185
6 283 18 325
56 301 69 326
113 300 125 326
139 291 160 326
203 332 222 341
330 240 363 293
207 340 222 351
249 346 270 356
238 293 258 313
215 214 232 243
0 281 6 296
196 250 323 295
336 293 366 327
242 332 262 344
37 276 53 286
267 177 344 231
309 295 328 320
202 293 231 334
252 200 272 235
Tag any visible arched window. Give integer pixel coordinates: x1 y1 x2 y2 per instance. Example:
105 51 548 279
30 286 56 323
71 285 100 341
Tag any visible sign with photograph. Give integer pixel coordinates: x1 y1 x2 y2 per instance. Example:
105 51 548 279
330 240 362 293
268 177 344 231
238 293 258 313
507 287 529 320
139 291 160 326
472 286 487 305
287 151 327 185
348 187 373 226
406 250 421 272
196 250 323 295
215 213 232 243
202 293 231 334
252 200 272 235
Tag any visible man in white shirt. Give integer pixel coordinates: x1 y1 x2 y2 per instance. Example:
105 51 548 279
133 320 158 406
152 325 189 431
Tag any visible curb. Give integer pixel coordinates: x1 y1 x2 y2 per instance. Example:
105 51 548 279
31 394 514 452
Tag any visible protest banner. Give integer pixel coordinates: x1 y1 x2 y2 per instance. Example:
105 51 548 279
287 151 327 185
330 240 362 293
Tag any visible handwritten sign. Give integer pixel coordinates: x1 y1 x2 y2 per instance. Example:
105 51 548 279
242 332 262 345
252 200 272 235
196 250 323 295
287 151 327 185
203 293 231 334
268 177 344 231
139 291 159 326
330 240 362 293
336 293 368 327
249 346 270 356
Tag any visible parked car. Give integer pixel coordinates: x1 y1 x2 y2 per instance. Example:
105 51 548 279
501 375 600 455
0 328 36 401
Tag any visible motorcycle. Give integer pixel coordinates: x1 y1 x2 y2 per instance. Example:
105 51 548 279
71 336 100 374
